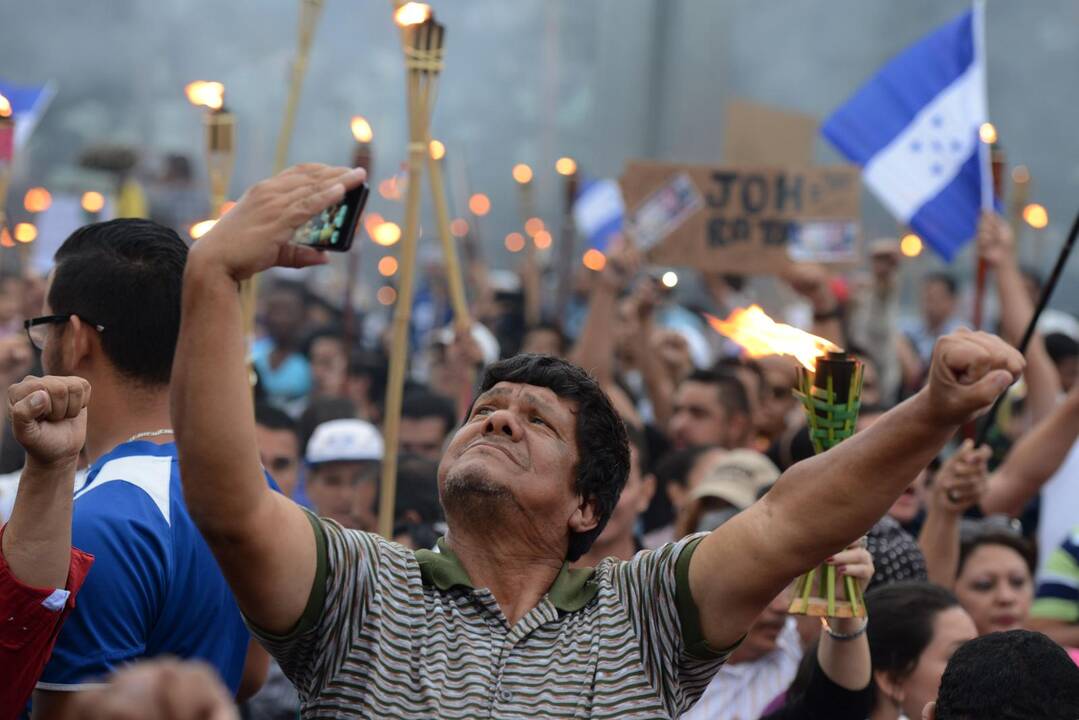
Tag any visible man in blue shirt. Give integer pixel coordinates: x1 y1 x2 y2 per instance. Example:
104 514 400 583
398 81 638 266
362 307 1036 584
28 219 264 717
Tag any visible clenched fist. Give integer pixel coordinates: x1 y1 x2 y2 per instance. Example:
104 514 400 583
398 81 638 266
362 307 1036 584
924 329 1024 426
194 163 367 282
8 375 90 468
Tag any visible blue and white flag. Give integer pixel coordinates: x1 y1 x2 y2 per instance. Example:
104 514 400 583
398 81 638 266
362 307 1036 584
0 79 56 150
822 3 990 261
573 178 623 251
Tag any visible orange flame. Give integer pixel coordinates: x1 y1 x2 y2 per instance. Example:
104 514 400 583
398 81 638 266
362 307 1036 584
705 305 839 371
0 94 11 118
185 81 224 110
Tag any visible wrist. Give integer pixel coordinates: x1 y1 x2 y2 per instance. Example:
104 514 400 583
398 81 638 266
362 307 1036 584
186 245 244 294
23 454 79 475
823 616 868 640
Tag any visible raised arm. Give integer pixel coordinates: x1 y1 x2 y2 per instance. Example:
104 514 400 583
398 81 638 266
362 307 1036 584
689 330 1024 649
172 164 366 635
918 439 990 587
568 243 636 386
980 383 1079 516
977 211 1061 423
2 376 90 587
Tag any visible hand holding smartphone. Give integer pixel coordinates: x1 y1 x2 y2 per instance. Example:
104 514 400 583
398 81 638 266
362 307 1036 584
292 182 370 252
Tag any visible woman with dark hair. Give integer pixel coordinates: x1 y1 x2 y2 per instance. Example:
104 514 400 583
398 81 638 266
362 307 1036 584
864 582 976 720
954 525 1036 636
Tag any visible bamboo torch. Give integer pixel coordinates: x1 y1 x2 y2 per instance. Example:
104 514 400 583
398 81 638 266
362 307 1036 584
427 138 471 333
972 123 1003 331
0 94 14 262
554 156 579 324
342 115 375 353
705 305 867 619
378 2 446 539
185 81 251 332
513 162 541 326
274 0 325 173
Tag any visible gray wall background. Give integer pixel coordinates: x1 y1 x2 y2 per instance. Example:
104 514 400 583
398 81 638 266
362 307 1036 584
3 0 1077 308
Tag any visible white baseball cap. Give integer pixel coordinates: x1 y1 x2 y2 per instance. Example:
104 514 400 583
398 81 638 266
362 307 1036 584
306 419 384 465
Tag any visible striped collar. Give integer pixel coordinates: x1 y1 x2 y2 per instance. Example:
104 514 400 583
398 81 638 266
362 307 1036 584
415 538 599 612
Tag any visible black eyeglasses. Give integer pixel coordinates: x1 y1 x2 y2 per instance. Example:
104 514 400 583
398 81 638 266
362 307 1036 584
24 315 105 351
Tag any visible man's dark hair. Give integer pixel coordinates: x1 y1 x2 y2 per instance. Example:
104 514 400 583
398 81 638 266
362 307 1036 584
1045 332 1079 364
255 402 298 439
866 582 959 702
683 368 751 417
958 526 1036 577
923 271 958 297
934 630 1079 719
402 389 457 435
49 219 187 386
473 354 629 561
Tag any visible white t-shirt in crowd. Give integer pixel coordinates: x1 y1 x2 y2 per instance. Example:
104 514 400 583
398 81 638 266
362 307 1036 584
1037 438 1079 580
680 617 802 720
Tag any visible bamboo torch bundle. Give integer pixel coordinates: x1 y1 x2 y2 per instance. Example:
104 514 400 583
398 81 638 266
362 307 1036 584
788 352 866 618
705 305 866 618
275 0 325 173
0 95 13 252
378 3 447 539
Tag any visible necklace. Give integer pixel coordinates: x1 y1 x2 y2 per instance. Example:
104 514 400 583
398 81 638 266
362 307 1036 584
127 428 175 442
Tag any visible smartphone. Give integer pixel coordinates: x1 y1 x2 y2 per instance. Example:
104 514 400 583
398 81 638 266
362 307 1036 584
292 182 369 252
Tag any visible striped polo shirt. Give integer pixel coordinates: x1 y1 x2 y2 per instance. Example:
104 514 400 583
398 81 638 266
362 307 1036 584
251 512 735 718
1032 527 1079 623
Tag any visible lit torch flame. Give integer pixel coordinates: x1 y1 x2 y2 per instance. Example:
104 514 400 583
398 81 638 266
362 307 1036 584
705 305 839 371
0 94 11 119
351 115 373 143
184 81 225 110
394 2 431 26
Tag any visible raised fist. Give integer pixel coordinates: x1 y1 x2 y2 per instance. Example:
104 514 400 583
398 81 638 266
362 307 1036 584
975 210 1016 269
924 329 1024 426
8 375 90 468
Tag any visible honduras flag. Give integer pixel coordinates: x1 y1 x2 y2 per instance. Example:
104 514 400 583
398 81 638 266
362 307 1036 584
573 178 623 251
0 79 56 152
822 2 990 261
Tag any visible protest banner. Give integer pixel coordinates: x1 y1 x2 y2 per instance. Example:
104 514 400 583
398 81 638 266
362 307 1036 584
620 160 861 274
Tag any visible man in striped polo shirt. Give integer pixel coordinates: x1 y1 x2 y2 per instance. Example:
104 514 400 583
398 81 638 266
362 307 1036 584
172 163 1025 718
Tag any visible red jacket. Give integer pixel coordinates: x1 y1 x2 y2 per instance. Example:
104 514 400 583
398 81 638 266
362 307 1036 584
0 526 93 719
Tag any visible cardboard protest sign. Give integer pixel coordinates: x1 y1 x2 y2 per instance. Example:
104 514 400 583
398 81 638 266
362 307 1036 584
724 99 818 167
621 160 861 274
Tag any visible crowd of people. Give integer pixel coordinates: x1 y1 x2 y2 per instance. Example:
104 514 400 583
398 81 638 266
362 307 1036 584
1 161 1078 720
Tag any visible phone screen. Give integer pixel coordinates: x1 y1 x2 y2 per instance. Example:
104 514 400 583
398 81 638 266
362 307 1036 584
292 182 369 252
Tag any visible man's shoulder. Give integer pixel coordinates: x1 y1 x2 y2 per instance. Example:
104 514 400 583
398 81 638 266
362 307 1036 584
76 450 177 527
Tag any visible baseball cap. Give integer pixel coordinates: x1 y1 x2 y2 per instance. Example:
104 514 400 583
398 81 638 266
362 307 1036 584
306 418 384 465
689 449 780 511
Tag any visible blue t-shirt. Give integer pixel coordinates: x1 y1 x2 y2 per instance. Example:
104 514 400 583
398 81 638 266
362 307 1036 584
37 441 250 692
251 337 311 402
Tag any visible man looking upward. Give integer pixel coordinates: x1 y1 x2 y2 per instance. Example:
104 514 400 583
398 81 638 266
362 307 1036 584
173 163 1024 718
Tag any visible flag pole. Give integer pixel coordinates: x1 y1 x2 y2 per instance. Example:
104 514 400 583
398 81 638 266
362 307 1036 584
971 0 992 331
